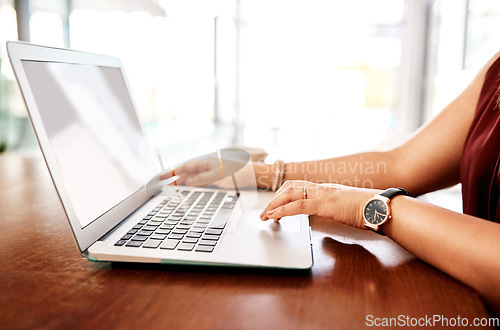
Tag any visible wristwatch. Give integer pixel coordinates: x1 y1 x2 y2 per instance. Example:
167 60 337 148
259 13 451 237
363 188 410 234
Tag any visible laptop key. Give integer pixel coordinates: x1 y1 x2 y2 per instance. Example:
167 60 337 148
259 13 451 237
147 220 162 226
203 234 220 241
121 234 133 240
164 221 178 225
205 229 223 235
115 240 127 246
209 208 232 230
127 229 138 235
156 229 171 235
172 229 188 235
182 237 198 244
137 230 153 236
179 221 194 226
160 239 179 250
143 239 162 249
197 220 210 225
195 245 215 253
131 235 148 241
150 234 167 240
186 232 202 238
198 240 217 246
126 241 143 247
168 234 184 240
222 203 234 209
177 243 195 251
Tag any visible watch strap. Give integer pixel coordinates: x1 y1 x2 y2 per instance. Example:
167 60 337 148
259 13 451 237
365 188 410 236
379 187 410 199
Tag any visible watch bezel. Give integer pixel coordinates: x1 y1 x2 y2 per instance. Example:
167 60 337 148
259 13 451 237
363 195 391 231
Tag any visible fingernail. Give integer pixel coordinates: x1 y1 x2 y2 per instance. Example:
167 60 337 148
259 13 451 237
266 210 274 215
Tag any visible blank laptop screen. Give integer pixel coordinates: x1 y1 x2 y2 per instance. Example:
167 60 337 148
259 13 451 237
22 60 148 228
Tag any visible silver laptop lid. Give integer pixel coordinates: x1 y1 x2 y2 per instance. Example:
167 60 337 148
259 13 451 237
7 42 160 252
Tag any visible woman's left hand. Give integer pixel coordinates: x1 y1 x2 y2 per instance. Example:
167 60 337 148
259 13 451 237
260 180 380 230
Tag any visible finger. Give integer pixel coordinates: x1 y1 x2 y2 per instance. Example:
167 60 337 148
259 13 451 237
159 158 216 181
275 180 313 195
185 168 224 187
266 199 320 220
159 164 191 181
178 159 214 174
260 186 306 220
159 169 179 181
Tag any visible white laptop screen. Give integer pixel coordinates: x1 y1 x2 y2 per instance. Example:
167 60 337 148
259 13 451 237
22 60 147 228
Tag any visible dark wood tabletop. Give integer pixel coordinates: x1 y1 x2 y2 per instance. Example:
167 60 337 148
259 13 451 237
0 153 492 329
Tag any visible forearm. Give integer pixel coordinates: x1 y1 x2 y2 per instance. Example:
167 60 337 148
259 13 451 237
261 179 500 311
255 149 451 194
283 151 402 189
385 196 500 312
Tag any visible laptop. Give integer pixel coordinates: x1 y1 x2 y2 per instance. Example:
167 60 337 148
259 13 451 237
7 41 313 269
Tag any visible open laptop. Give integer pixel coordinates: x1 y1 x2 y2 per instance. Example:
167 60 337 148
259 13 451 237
7 41 313 269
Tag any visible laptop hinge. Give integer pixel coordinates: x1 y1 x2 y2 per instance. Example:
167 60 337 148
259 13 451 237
96 193 160 242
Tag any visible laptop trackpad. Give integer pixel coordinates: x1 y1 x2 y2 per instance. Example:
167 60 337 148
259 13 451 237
237 208 301 233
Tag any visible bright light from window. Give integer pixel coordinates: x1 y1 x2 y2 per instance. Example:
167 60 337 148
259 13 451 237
70 7 215 142
30 12 64 47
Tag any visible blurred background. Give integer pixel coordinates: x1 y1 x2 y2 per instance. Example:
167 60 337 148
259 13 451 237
0 0 499 167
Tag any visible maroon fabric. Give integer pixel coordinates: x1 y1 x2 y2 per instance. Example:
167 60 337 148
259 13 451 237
460 56 500 221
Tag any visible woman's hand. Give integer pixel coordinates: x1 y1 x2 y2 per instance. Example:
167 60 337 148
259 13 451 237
159 155 258 190
260 180 380 229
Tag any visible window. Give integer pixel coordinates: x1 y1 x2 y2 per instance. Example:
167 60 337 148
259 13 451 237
69 2 217 161
2 0 500 162
426 0 500 121
0 1 26 152
231 0 407 160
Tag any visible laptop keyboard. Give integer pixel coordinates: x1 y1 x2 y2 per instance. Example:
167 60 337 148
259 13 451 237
114 190 237 253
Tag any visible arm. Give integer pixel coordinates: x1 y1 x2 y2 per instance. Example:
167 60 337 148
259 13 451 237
162 52 498 197
386 195 500 313
260 182 500 314
259 50 500 195
260 51 500 312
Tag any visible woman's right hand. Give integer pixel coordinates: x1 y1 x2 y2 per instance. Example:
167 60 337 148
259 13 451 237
159 153 267 190
159 157 230 188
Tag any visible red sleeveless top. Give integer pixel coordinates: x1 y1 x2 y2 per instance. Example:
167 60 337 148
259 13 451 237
460 55 500 221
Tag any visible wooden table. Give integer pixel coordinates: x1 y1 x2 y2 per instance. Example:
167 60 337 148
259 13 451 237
0 154 492 329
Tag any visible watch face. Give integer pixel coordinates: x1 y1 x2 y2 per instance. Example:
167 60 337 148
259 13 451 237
364 199 389 225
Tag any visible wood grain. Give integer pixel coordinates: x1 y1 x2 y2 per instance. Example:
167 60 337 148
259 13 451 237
0 154 491 329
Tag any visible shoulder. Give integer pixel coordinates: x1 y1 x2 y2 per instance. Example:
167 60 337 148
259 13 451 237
479 50 500 77
460 51 500 100
487 50 500 65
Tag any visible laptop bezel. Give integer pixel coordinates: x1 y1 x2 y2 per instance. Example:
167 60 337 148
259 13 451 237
7 41 160 253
